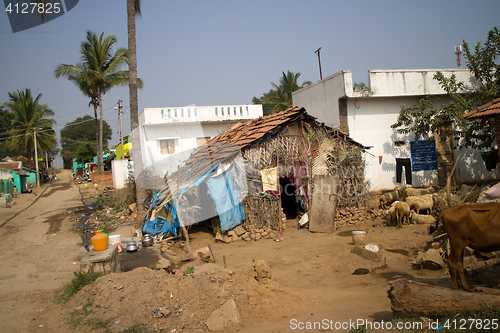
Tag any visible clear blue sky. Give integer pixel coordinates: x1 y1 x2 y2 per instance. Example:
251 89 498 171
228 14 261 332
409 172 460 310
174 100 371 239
1 0 499 167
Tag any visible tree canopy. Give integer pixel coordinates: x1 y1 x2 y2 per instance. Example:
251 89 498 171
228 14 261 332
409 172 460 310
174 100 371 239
60 115 112 168
55 30 142 172
391 26 500 150
253 71 312 115
0 104 20 160
2 89 57 167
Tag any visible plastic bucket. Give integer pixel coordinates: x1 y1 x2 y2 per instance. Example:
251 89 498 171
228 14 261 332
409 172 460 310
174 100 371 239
351 230 366 245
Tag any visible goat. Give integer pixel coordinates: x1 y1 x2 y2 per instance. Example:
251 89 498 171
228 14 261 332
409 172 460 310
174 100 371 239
395 201 410 227
405 194 434 215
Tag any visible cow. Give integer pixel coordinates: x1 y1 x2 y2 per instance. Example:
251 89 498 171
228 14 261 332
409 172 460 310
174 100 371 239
429 202 500 291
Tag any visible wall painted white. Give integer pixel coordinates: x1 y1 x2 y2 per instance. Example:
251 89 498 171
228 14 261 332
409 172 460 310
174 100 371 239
111 159 129 189
139 104 263 176
293 69 498 190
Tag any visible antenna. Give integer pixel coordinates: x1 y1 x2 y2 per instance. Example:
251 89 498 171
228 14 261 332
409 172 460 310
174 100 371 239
454 45 463 68
315 47 322 80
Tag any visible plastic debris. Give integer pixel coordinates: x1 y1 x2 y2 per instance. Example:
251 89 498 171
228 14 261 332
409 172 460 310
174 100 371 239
364 244 380 253
153 307 163 318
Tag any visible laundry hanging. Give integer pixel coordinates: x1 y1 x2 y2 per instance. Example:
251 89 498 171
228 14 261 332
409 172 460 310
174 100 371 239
261 167 278 192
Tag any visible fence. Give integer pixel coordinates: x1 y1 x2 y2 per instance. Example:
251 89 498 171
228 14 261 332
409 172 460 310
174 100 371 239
0 179 14 194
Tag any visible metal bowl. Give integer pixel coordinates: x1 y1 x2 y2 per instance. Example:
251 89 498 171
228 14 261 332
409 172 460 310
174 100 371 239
126 241 138 252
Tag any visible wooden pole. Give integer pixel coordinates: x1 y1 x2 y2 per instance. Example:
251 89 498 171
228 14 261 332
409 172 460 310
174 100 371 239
389 279 500 317
177 165 192 258
33 128 40 188
118 100 124 160
446 152 461 207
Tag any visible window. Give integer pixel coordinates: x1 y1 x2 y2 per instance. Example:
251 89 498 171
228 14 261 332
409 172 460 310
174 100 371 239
222 107 224 116
196 137 211 148
194 108 197 116
161 109 164 118
240 106 243 116
234 107 236 115
181 109 184 117
246 106 249 116
174 109 177 117
167 109 171 117
215 107 218 116
188 108 190 117
227 107 230 116
160 139 175 154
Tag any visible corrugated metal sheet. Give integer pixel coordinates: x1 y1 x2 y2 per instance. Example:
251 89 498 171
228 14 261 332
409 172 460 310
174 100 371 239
0 161 22 171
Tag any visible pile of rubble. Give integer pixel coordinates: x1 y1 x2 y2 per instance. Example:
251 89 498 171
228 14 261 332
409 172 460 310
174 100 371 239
335 207 380 228
215 224 280 243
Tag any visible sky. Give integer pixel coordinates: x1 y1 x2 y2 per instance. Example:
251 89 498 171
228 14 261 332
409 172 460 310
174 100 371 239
1 0 499 167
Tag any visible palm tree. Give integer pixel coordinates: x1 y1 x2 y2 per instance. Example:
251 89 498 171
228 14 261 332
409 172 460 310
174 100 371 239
55 30 132 172
271 71 312 112
128 0 141 133
56 68 102 167
128 0 148 218
4 89 57 168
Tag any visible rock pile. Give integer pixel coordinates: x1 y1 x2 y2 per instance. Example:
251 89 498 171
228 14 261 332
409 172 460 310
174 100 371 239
335 207 379 228
216 224 279 243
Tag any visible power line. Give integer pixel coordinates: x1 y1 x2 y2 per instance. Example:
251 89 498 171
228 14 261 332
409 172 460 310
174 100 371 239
0 105 118 141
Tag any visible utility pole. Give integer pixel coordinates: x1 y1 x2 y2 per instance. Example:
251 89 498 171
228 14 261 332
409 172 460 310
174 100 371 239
33 128 40 188
454 45 463 68
315 47 323 80
118 100 124 160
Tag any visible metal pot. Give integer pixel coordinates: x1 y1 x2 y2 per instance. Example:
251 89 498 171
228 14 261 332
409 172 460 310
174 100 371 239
126 241 138 252
142 234 154 247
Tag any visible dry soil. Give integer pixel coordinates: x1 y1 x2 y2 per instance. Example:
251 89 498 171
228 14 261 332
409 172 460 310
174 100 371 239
0 170 465 333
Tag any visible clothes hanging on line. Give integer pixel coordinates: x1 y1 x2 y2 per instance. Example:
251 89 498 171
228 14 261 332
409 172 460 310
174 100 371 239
396 158 412 185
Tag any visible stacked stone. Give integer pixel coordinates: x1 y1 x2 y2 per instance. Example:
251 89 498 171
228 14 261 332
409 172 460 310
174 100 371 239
216 224 279 243
335 207 379 228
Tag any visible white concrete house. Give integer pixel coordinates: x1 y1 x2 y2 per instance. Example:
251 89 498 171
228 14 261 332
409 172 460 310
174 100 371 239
138 104 263 175
292 69 498 191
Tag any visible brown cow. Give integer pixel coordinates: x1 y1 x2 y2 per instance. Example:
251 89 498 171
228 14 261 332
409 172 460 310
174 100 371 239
429 203 500 291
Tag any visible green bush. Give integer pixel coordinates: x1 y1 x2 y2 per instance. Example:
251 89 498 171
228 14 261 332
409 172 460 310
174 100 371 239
54 271 105 304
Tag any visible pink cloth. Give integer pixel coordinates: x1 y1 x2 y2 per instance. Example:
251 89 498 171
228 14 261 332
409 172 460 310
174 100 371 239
484 182 500 199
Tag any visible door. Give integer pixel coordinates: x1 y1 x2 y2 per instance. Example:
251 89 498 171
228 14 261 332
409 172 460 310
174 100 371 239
309 175 338 233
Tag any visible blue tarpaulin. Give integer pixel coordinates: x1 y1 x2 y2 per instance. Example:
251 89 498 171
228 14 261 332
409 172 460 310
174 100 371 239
142 200 179 236
206 165 246 231
142 163 221 236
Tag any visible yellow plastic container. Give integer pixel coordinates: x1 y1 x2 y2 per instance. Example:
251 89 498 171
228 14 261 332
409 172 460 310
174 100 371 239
91 230 108 251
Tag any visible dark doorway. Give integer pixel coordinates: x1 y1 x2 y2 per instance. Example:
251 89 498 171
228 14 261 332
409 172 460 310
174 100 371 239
280 177 298 219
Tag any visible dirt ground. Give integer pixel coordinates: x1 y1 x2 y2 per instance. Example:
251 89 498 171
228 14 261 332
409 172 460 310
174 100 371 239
0 170 479 333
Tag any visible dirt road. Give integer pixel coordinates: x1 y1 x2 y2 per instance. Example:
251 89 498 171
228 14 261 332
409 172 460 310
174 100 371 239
0 170 86 333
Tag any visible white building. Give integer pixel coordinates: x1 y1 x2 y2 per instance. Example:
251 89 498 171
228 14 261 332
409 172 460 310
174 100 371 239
138 104 263 175
293 69 498 191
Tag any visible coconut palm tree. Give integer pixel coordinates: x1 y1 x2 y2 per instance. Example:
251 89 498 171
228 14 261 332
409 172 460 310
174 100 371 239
4 89 57 168
55 30 135 172
128 0 148 217
271 71 312 112
56 67 102 167
128 0 141 133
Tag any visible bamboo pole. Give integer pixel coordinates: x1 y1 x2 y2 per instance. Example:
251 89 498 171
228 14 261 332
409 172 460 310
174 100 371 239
446 153 461 207
177 165 192 258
